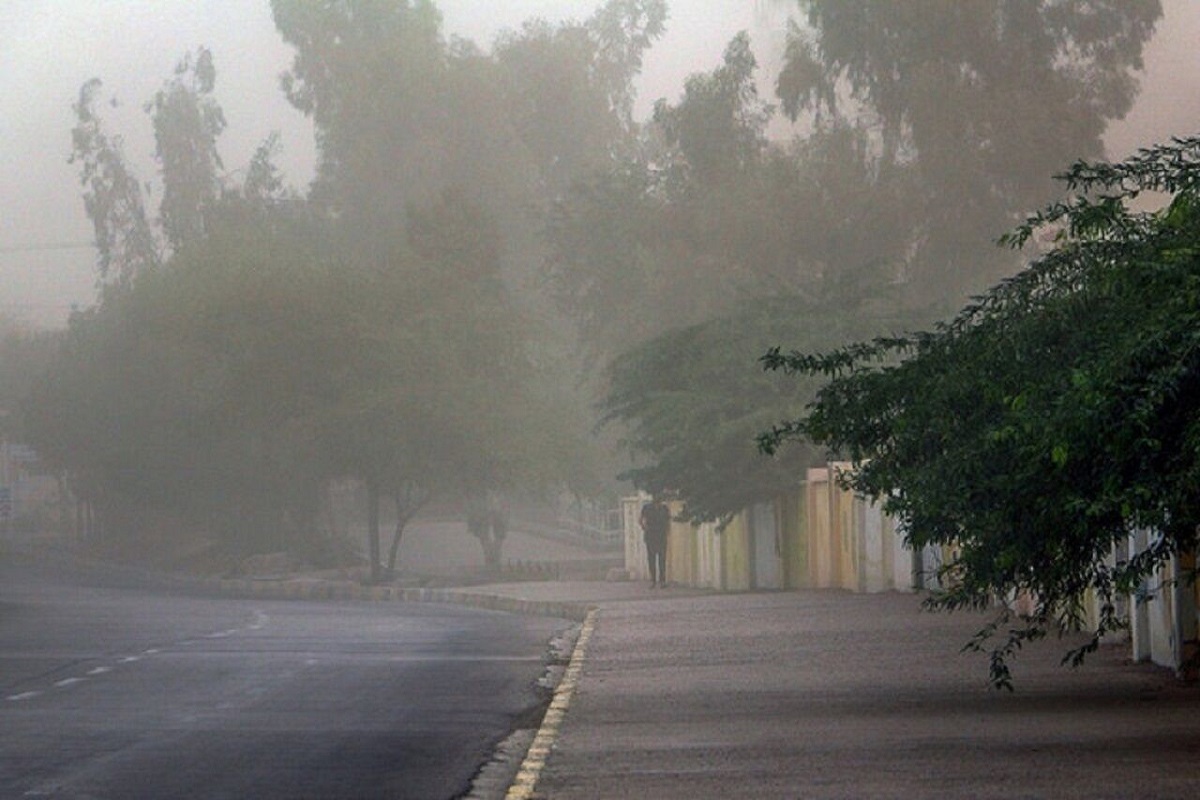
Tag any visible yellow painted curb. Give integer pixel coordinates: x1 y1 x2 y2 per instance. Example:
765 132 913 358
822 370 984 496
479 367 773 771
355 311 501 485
506 607 598 800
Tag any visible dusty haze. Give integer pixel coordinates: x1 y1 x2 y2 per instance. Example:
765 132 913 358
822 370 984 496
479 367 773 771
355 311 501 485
1 0 1197 329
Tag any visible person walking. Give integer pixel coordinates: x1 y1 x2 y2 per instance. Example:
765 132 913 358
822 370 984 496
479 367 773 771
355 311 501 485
639 494 671 588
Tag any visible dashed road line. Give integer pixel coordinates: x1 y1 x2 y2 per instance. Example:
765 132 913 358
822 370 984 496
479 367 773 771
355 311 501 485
5 610 271 703
506 607 597 800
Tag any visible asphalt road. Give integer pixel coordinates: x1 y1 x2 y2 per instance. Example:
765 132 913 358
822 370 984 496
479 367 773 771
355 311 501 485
0 559 569 799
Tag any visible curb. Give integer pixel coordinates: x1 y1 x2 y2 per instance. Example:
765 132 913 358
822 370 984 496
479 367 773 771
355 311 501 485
189 575 600 799
168 574 597 623
505 606 597 800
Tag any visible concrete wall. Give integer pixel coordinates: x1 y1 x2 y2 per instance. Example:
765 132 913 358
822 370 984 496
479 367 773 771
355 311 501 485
805 469 834 588
622 495 649 582
666 500 695 588
721 512 751 592
778 492 806 589
621 467 919 594
623 481 1197 675
693 520 721 590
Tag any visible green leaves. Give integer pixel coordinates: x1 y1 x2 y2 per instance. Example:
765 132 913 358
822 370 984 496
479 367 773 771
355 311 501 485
764 135 1200 685
603 296 912 524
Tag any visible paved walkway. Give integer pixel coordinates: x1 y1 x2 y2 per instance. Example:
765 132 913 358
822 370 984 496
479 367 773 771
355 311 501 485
483 583 1200 800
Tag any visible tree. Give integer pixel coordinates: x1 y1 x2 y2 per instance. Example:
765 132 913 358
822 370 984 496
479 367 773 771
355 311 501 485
271 0 659 573
146 46 226 251
492 0 666 194
547 33 916 366
0 318 59 448
652 31 771 186
323 189 550 581
272 0 448 238
22 202 348 558
72 45 238 285
70 79 161 286
777 0 1163 305
585 0 668 134
546 35 921 519
602 290 913 524
760 136 1200 687
546 33 780 365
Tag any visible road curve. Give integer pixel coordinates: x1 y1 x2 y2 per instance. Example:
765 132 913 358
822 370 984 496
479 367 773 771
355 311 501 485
0 560 569 799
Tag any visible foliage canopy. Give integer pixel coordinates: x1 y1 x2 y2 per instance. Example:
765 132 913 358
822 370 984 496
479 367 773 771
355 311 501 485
760 136 1200 687
779 0 1162 304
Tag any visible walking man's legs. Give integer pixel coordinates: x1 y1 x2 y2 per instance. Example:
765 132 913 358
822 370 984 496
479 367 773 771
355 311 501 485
645 537 666 587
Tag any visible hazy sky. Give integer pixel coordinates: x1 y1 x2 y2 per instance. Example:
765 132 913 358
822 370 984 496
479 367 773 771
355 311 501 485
1 0 1196 329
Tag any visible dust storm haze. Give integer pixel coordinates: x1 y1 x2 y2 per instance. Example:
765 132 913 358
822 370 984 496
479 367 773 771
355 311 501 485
2 0 1196 329
0 0 1196 579
3 6 1200 799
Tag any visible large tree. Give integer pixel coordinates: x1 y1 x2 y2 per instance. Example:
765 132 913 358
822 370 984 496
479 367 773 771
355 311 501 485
145 46 227 252
760 136 1200 687
548 33 917 366
777 0 1162 305
70 79 161 286
551 37 919 516
271 0 665 569
601 294 909 523
22 201 345 557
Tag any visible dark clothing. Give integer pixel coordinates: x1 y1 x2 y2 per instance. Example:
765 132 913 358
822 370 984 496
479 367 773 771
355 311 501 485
645 534 667 586
640 501 671 585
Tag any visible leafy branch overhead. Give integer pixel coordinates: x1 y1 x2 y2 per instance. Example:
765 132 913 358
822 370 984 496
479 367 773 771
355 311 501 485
761 136 1200 688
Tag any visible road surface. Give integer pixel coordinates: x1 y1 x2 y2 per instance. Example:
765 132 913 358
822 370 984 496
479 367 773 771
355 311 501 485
0 559 568 799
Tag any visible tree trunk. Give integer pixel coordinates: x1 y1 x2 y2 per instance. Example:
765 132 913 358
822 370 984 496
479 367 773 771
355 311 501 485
384 483 429 580
367 480 381 584
468 491 509 572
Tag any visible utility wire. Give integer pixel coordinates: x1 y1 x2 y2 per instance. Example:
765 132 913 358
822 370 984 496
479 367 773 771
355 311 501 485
0 241 95 255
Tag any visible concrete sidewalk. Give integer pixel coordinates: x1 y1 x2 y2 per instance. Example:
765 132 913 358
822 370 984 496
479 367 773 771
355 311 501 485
509 586 1200 800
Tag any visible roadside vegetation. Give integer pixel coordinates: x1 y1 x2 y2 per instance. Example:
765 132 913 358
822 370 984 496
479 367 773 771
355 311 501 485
7 1 1195 683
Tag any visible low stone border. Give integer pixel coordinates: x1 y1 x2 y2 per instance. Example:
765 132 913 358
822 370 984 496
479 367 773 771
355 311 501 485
172 574 596 623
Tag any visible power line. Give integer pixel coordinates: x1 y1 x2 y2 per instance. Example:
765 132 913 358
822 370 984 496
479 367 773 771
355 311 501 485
0 241 95 255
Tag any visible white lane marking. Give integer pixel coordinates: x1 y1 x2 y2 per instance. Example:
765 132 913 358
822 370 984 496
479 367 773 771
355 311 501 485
119 656 141 663
54 677 85 688
143 648 160 655
87 666 111 675
7 691 42 702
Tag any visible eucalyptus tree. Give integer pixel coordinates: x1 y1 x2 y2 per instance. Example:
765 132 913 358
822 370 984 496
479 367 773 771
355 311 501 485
271 0 668 571
601 294 910 524
590 0 1166 542
550 36 918 515
776 0 1163 305
145 46 226 251
22 200 343 556
760 137 1200 687
70 79 161 287
548 31 916 360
